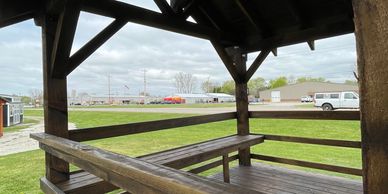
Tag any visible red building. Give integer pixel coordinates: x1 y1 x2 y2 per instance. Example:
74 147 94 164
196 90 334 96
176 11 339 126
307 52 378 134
0 98 7 137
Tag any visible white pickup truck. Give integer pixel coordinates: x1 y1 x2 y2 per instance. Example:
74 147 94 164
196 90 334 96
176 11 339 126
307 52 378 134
314 91 359 111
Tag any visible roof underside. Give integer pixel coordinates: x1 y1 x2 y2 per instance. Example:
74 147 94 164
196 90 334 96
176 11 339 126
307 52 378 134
171 0 354 52
0 0 354 53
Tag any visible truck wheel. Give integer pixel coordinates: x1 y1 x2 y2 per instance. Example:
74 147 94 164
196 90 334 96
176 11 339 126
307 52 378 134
322 104 333 111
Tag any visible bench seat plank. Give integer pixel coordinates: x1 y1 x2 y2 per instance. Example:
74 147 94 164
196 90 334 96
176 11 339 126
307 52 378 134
140 135 263 169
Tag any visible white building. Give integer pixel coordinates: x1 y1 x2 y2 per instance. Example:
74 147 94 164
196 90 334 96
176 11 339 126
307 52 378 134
173 93 235 104
206 93 235 103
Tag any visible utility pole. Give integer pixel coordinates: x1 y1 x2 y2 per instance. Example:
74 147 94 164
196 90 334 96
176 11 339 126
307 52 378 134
143 69 147 104
108 73 111 104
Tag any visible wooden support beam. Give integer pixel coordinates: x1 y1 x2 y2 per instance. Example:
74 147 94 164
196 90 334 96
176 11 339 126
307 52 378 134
258 134 361 148
249 111 360 120
80 0 234 43
228 47 251 166
234 0 260 32
251 154 363 176
66 19 127 76
153 0 175 16
307 40 315 51
41 14 70 184
210 41 240 82
222 154 230 183
0 0 41 28
70 112 236 142
245 50 271 82
271 48 278 57
50 1 80 78
241 19 354 53
188 155 239 174
353 0 388 193
234 0 272 37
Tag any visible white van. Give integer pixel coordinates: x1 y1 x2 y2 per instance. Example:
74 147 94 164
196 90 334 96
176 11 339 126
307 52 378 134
314 91 359 111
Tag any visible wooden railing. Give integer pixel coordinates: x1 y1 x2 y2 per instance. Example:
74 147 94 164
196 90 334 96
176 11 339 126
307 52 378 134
249 110 362 176
32 133 258 194
69 112 236 141
249 110 360 120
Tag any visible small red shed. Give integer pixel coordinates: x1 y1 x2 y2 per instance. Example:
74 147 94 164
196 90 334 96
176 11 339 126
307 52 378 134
0 98 6 137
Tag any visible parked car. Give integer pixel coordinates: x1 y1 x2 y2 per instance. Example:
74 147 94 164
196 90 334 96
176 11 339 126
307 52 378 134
300 96 313 103
314 91 359 111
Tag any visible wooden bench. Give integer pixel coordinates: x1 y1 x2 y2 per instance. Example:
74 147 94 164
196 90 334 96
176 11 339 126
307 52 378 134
34 134 264 194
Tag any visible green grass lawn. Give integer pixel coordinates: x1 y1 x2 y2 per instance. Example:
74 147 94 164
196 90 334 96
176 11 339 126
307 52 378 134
69 103 237 109
0 110 361 194
295 103 316 108
3 117 40 133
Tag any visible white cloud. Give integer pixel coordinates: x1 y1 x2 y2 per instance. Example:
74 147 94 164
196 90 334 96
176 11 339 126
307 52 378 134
0 3 357 96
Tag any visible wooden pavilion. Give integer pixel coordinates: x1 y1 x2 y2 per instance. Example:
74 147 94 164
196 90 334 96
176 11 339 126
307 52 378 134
1 0 387 193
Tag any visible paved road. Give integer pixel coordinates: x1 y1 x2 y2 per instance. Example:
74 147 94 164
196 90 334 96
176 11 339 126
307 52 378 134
0 117 76 156
69 103 320 114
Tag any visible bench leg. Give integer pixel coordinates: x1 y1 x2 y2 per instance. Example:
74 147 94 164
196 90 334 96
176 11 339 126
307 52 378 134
222 154 230 183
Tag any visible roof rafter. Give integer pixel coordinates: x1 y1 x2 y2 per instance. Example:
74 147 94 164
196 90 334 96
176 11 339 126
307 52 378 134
241 19 354 53
66 19 127 76
0 0 42 28
50 1 81 78
245 50 270 82
81 0 235 43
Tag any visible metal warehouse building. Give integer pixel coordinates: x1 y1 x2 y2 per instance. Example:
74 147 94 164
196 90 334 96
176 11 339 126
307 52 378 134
259 82 359 102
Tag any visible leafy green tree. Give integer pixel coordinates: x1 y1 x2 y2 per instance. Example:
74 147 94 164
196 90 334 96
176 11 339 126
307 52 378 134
296 76 326 83
248 77 266 97
269 77 288 89
344 80 358 85
220 80 235 95
21 96 32 105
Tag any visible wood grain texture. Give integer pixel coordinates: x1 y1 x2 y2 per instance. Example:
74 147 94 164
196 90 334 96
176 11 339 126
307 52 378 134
42 13 70 184
258 134 361 148
32 133 261 194
80 0 231 42
251 154 362 176
353 0 388 193
188 155 239 174
140 135 263 169
69 112 236 142
209 162 363 194
249 111 360 120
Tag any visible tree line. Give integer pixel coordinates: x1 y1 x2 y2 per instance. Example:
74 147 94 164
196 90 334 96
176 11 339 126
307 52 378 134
174 72 358 97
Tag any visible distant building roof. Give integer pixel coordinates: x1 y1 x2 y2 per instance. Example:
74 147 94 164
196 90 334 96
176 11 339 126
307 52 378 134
0 94 21 103
174 93 211 98
206 93 235 98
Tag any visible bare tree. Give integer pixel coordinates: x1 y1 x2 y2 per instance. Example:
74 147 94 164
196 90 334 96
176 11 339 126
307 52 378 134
201 77 219 93
29 89 43 107
174 72 197 93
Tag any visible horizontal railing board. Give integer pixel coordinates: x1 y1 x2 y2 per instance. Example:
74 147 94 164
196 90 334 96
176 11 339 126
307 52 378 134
188 155 239 174
255 134 361 148
69 112 236 142
32 133 261 194
249 111 360 120
251 154 362 176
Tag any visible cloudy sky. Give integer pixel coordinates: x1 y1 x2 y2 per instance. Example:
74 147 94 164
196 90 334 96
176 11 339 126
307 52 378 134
0 0 357 97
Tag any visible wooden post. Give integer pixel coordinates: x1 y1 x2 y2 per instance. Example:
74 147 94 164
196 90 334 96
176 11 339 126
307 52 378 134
222 154 230 183
0 99 4 137
228 47 251 166
41 15 70 183
352 1 388 193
